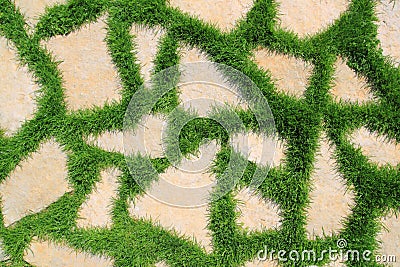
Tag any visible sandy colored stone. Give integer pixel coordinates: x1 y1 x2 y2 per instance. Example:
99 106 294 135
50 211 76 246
43 16 121 111
376 0 400 66
86 114 166 158
252 49 312 98
155 261 168 267
168 0 253 31
306 136 355 238
14 0 66 28
236 188 281 231
244 259 279 267
331 58 374 103
276 0 349 37
131 25 165 85
232 132 286 167
76 168 121 228
0 37 38 136
128 196 212 252
24 239 113 267
350 127 400 167
377 213 400 263
0 139 70 227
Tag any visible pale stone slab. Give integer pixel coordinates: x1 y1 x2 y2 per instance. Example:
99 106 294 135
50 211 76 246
86 114 167 158
43 16 121 111
276 0 349 37
252 49 312 98
155 261 168 267
0 139 70 227
168 0 253 31
350 127 400 167
376 0 400 66
128 196 212 252
0 37 38 136
306 136 355 238
377 213 400 263
331 58 374 103
24 239 113 267
236 188 282 231
76 168 121 228
14 0 66 28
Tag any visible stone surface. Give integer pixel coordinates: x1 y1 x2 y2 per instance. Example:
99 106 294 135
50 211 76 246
376 0 400 66
155 261 169 267
350 127 400 167
76 168 121 228
276 0 349 37
331 58 374 103
14 0 66 28
252 49 312 98
86 114 166 158
24 239 113 267
0 37 38 136
306 136 355 238
377 213 400 264
235 188 282 231
43 16 121 111
168 0 253 31
0 139 70 227
244 259 279 267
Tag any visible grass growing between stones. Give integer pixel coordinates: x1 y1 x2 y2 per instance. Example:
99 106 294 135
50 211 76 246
0 0 399 266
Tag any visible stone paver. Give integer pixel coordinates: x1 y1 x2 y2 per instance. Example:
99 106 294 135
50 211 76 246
0 139 70 227
377 213 400 264
14 0 66 28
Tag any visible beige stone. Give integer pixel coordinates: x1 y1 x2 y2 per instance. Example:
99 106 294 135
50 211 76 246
236 188 281 231
0 37 38 136
276 0 349 37
231 132 286 167
43 16 121 111
76 168 121 228
252 49 312 98
0 139 70 227
24 239 113 267
86 114 167 158
128 196 212 252
155 261 169 267
306 136 355 238
14 0 66 28
331 58 374 103
376 0 400 66
168 0 253 31
377 213 400 263
350 127 400 167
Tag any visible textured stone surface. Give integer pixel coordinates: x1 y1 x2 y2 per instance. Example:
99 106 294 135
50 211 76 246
252 49 313 98
236 188 281 231
14 0 65 28
24 239 113 267
350 127 400 167
377 213 400 263
376 0 400 66
276 0 349 37
43 16 121 111
306 136 355 238
77 168 121 228
86 115 166 157
0 139 70 227
331 58 374 103
155 261 169 267
0 37 38 136
168 0 253 31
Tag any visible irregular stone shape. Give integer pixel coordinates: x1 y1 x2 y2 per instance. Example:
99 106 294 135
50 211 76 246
168 0 253 31
128 196 212 252
276 0 349 37
0 139 71 227
86 114 166 158
306 136 355 238
231 132 286 167
350 127 400 167
377 213 400 263
235 188 282 231
252 49 312 98
24 239 113 267
155 262 168 267
331 58 374 103
0 37 38 136
76 168 121 228
43 16 121 111
14 0 66 28
376 0 400 66
178 47 248 115
131 25 165 85
244 259 279 267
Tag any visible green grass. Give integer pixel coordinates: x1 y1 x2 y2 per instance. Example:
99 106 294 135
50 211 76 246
0 0 399 266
